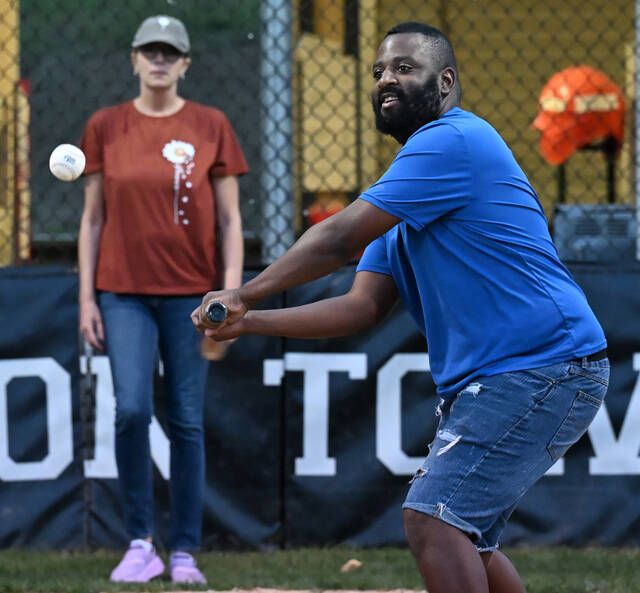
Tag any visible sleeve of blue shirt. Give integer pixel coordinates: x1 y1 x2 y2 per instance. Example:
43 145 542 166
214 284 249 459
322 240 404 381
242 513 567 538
358 121 472 231
356 235 392 276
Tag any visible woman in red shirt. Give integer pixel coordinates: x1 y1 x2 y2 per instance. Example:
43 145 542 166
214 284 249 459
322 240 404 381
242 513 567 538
78 15 248 585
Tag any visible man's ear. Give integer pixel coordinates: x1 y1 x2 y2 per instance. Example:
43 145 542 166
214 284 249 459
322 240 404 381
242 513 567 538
440 67 456 95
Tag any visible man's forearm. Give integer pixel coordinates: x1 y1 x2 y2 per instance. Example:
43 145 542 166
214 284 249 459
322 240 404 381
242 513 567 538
244 294 379 338
239 216 356 306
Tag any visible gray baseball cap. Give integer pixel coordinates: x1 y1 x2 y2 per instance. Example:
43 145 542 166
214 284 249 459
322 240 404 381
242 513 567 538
132 15 190 54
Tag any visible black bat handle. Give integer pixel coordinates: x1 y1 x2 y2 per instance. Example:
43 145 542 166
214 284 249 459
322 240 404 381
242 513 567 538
205 301 228 324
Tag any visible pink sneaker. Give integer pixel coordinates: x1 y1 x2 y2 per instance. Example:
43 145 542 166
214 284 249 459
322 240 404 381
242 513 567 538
110 540 165 582
170 551 207 584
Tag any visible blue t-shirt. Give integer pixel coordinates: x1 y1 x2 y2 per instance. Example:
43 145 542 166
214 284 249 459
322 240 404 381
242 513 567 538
357 107 606 397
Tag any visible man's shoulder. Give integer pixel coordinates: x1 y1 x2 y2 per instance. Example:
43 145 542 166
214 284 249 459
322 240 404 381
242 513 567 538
406 109 472 151
425 108 506 150
437 108 496 135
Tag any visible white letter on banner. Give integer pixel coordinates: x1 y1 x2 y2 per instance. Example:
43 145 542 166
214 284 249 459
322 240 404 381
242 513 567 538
264 353 367 476
589 353 640 475
0 358 73 481
81 355 170 480
376 353 429 475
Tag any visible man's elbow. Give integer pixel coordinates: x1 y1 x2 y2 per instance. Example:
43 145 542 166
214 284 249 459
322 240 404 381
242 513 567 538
352 296 388 330
321 217 362 262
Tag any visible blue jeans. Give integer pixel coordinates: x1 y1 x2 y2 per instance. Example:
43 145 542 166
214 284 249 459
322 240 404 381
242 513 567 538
99 292 208 551
403 357 609 551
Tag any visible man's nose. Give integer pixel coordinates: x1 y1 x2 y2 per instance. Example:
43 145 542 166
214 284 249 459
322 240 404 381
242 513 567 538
378 68 398 87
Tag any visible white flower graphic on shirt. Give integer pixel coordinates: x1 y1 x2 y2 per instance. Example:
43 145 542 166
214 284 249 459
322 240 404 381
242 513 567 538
162 140 196 224
162 140 195 165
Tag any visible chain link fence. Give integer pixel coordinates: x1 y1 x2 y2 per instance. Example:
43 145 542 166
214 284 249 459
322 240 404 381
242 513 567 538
0 0 637 267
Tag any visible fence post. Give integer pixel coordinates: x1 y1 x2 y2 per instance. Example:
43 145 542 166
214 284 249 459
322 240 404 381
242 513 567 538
260 0 295 263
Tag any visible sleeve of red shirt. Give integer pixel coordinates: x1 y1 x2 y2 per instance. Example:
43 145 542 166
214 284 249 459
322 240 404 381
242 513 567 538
80 110 105 175
210 112 249 178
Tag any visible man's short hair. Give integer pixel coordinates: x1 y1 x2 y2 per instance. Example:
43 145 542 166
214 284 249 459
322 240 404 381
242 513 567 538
385 21 457 72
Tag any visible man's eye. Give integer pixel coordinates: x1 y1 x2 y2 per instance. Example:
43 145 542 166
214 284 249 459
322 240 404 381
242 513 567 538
398 64 412 73
373 69 383 79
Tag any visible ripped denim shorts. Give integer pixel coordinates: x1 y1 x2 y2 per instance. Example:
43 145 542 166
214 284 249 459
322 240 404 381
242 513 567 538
402 357 609 551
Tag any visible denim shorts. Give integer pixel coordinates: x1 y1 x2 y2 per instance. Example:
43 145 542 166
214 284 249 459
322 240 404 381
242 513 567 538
402 357 609 551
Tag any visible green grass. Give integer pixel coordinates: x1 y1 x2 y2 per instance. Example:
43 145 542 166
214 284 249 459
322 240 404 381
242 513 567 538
0 547 640 593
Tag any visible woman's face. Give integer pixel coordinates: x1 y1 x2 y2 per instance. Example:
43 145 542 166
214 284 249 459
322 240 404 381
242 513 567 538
132 43 191 90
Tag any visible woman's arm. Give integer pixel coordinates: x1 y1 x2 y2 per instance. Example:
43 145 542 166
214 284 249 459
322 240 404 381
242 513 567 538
212 175 243 290
78 173 105 350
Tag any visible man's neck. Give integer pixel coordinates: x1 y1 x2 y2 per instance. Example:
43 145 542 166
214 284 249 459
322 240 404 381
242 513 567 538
394 100 460 145
439 96 460 116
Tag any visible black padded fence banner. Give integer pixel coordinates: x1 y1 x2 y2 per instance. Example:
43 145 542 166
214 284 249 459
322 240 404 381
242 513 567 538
1 265 639 549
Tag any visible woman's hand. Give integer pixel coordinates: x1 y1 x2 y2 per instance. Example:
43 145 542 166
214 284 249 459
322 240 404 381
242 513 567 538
200 336 237 360
80 300 104 351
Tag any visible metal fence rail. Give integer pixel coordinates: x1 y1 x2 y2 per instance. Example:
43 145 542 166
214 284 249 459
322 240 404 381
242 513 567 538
0 0 636 266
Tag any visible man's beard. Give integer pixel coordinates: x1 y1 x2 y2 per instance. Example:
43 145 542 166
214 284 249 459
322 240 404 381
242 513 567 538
372 75 442 143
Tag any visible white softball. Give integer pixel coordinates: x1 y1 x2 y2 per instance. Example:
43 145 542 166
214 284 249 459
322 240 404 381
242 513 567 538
49 144 86 181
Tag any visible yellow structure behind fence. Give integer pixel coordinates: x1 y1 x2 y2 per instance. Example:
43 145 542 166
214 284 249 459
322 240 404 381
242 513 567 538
0 0 29 266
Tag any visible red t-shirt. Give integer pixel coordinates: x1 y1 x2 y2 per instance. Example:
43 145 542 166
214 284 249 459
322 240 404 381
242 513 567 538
81 100 249 295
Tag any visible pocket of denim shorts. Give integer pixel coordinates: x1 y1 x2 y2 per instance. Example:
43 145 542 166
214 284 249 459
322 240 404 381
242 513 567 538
568 363 609 387
547 390 603 461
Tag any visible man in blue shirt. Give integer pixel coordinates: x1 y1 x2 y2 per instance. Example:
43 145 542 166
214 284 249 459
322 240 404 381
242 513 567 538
193 22 609 593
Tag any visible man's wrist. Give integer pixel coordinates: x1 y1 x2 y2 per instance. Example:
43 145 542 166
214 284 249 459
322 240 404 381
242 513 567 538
238 285 259 309
243 310 260 333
